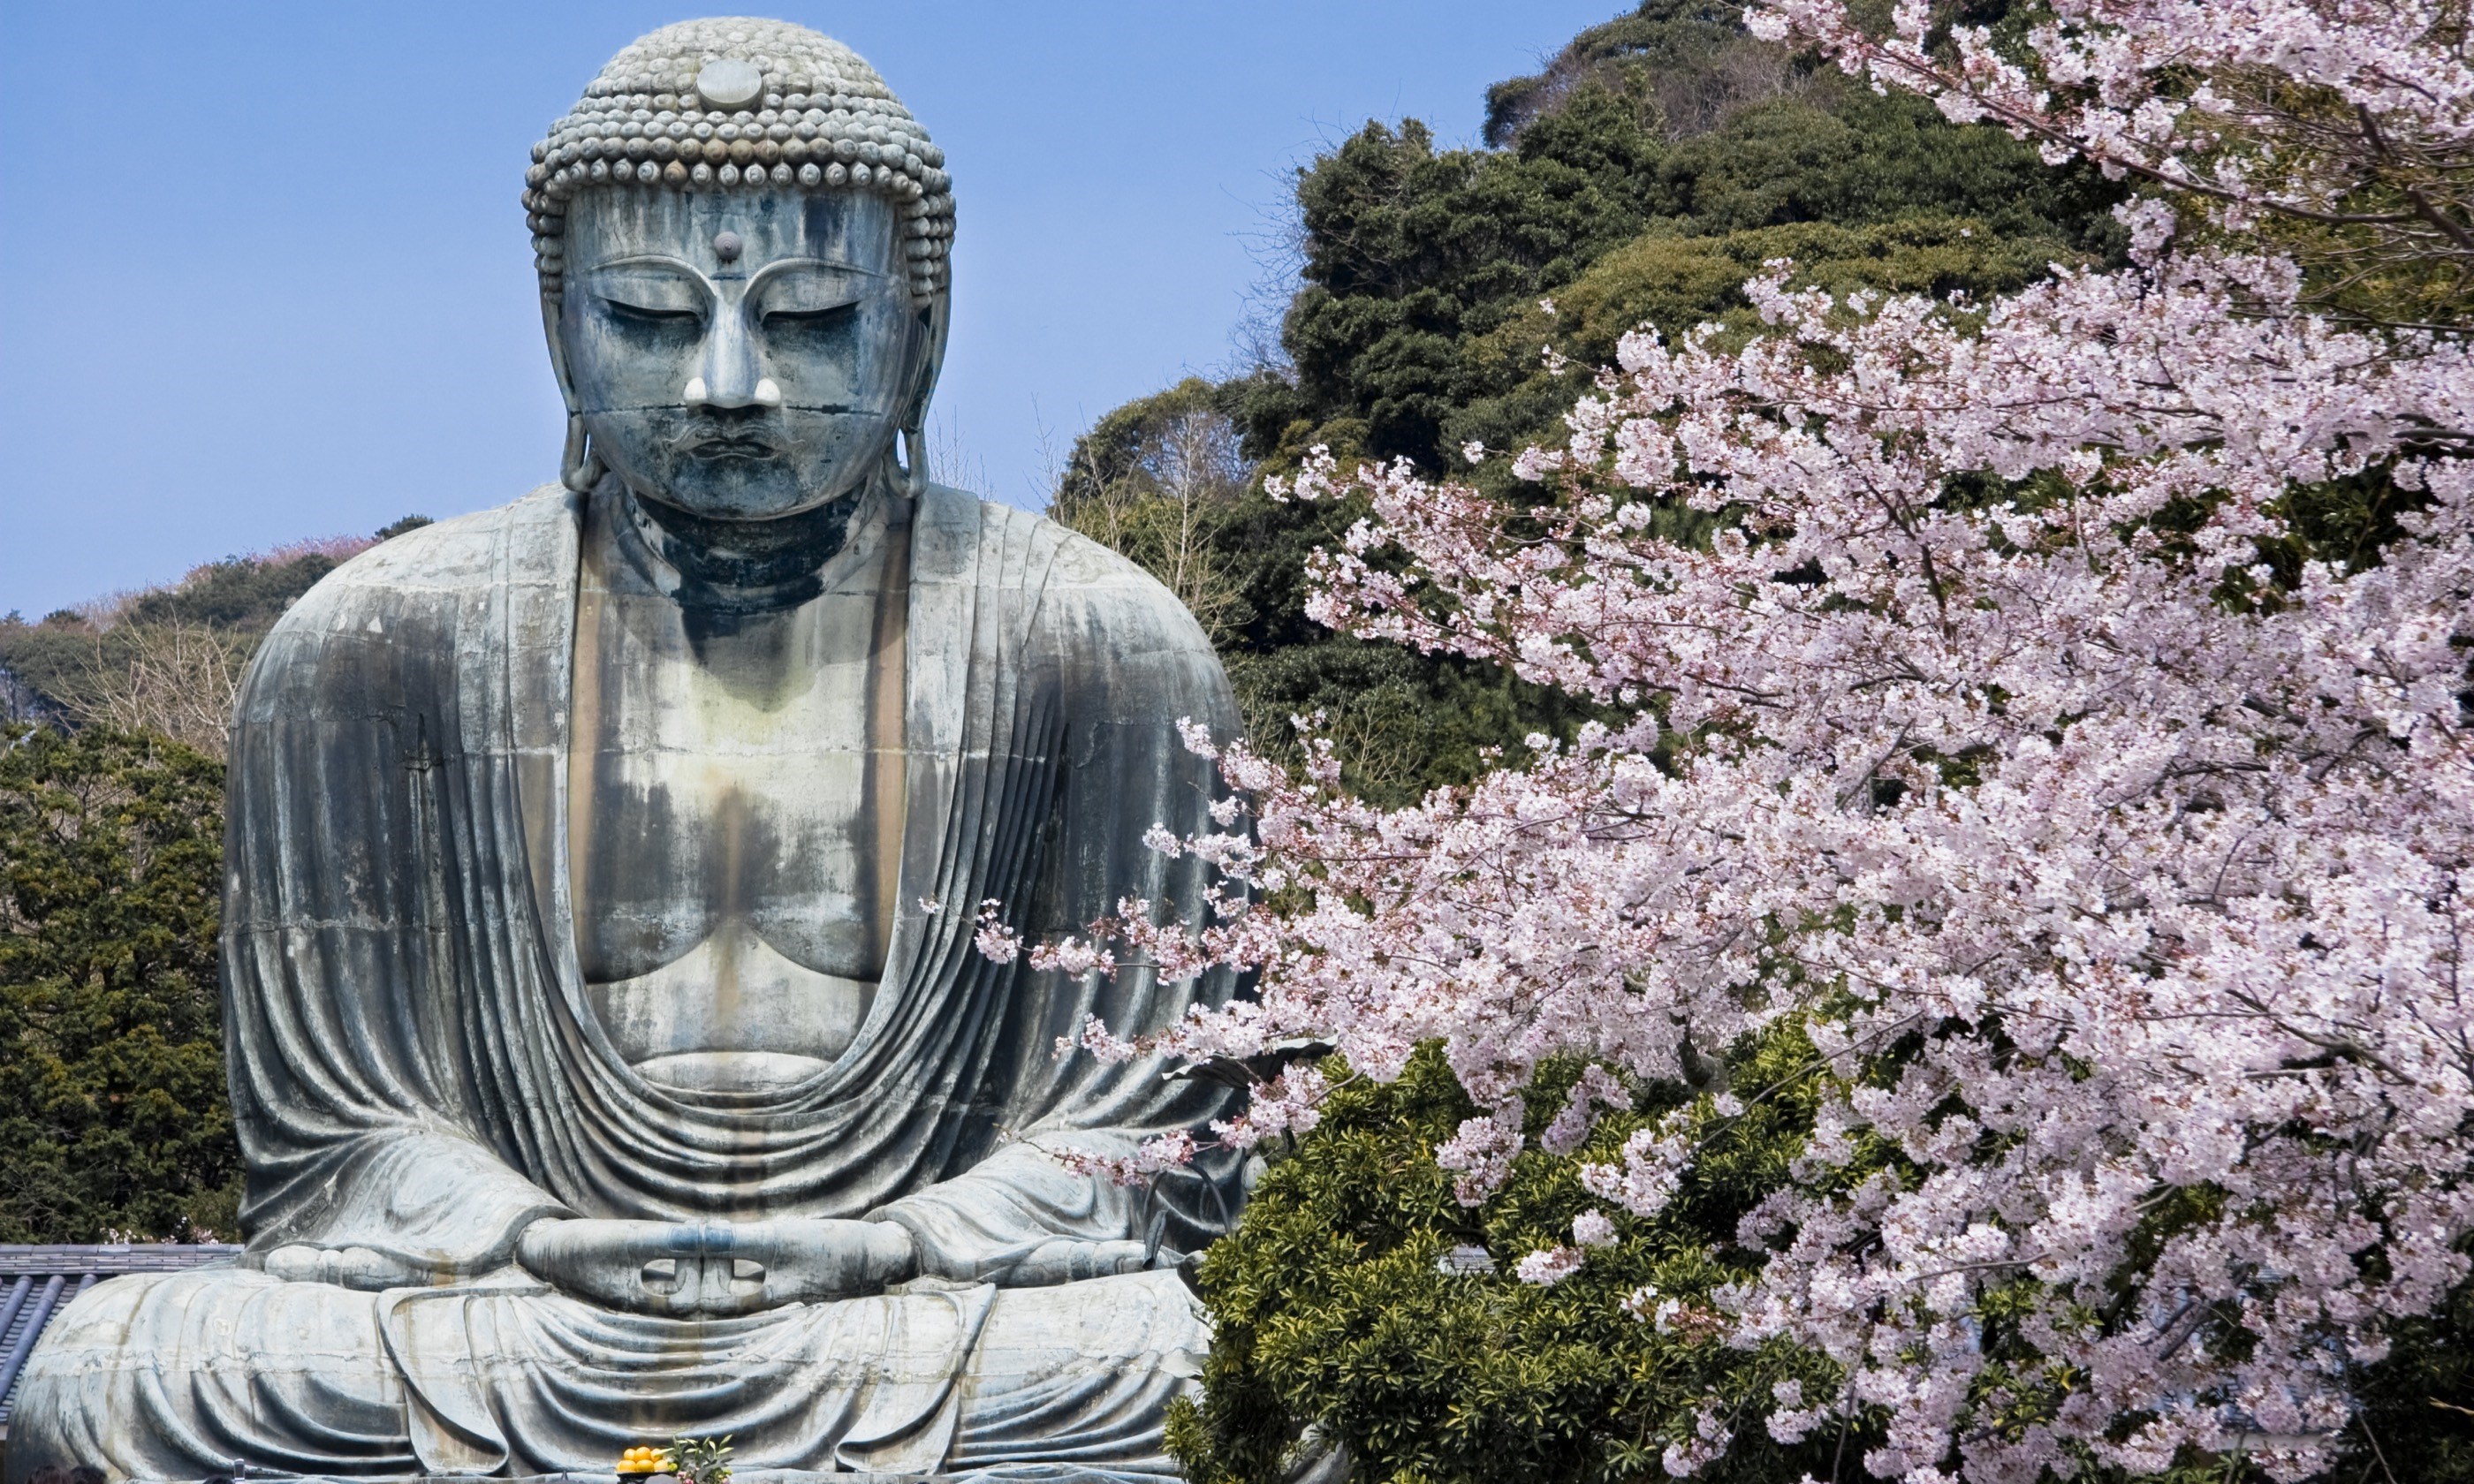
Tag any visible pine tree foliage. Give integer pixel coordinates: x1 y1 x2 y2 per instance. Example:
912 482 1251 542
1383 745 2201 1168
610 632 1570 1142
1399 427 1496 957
0 725 238 1241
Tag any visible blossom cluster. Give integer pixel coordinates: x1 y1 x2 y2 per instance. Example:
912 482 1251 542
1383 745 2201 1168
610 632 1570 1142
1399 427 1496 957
1010 4 2474 1479
1749 0 2474 224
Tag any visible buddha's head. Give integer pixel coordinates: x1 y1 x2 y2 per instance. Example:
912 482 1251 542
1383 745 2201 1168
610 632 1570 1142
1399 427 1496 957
525 19 954 524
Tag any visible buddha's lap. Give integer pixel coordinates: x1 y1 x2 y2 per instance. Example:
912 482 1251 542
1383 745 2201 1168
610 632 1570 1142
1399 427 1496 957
13 1263 1208 1475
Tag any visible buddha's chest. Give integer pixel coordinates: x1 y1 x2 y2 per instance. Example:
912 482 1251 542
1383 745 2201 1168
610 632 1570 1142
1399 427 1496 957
572 641 884 976
565 543 907 1092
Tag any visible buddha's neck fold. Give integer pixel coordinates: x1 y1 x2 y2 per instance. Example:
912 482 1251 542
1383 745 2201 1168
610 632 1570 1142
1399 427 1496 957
614 478 892 613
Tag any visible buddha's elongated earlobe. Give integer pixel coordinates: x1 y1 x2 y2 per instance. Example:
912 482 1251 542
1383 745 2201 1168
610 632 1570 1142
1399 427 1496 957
544 296 603 493
562 413 606 493
892 296 949 500
899 420 929 499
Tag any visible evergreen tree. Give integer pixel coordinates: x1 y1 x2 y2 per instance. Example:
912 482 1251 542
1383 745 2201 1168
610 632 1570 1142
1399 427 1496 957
0 725 238 1241
1056 0 2126 803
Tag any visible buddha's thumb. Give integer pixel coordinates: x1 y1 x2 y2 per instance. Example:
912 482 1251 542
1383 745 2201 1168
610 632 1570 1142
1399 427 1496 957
263 1244 416 1290
1001 1238 1150 1287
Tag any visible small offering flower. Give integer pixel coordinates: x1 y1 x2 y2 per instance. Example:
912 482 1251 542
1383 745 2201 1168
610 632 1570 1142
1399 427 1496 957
668 1435 732 1484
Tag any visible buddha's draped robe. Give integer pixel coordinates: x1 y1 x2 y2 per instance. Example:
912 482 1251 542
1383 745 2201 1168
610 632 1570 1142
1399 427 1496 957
11 484 1244 1482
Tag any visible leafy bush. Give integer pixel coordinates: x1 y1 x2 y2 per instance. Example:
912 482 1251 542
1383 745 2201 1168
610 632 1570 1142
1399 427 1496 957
1170 1037 1842 1484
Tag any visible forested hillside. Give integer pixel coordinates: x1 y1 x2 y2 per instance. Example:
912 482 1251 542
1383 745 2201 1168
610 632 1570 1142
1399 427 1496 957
1053 0 2123 802
0 515 429 758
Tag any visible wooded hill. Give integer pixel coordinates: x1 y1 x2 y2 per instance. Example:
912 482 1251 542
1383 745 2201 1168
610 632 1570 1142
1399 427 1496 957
0 516 429 757
1051 0 2126 806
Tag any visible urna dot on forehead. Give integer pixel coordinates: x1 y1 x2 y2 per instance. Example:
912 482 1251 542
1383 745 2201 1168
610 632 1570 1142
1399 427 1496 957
522 18 956 307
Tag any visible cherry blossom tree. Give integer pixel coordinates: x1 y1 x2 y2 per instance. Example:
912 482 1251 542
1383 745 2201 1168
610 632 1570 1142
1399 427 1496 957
992 4 2474 1478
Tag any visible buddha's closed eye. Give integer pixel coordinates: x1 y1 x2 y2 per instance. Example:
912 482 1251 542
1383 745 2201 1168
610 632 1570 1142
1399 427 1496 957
762 302 858 329
760 300 861 353
600 297 704 330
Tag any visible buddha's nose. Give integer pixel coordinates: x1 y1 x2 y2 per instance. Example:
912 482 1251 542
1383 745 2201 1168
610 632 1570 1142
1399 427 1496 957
681 307 782 412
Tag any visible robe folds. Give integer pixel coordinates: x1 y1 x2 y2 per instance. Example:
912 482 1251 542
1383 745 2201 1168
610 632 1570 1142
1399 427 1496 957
11 483 1246 1483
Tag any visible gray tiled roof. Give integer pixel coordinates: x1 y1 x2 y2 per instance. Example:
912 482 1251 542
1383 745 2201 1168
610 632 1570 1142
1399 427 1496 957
0 1244 242 1427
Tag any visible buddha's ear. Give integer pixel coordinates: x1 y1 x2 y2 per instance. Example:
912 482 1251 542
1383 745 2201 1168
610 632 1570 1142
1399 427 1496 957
900 292 951 443
541 293 604 492
892 295 951 498
541 294 581 415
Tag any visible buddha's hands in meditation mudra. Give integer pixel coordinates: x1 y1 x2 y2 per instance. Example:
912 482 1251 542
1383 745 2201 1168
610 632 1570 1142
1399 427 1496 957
512 1219 1150 1315
261 1223 1150 1313
515 1219 916 1314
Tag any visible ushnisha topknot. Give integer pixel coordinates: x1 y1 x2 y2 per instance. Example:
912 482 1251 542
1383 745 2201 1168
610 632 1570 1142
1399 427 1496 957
523 18 955 306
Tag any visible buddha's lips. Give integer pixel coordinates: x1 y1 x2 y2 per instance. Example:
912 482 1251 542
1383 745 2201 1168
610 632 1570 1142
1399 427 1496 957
681 432 782 458
661 405 861 458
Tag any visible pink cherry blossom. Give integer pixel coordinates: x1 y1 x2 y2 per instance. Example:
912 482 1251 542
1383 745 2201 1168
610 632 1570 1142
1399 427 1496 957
1005 4 2474 1477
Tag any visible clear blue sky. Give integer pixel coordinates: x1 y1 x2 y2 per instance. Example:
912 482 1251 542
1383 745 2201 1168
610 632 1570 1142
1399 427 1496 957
0 0 1622 619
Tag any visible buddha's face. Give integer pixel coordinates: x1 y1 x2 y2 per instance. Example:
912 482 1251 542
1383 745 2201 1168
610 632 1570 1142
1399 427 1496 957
558 189 922 521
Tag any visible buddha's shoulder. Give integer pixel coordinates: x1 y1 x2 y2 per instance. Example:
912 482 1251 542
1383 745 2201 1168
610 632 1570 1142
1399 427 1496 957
267 488 576 636
234 491 570 715
930 486 1209 648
